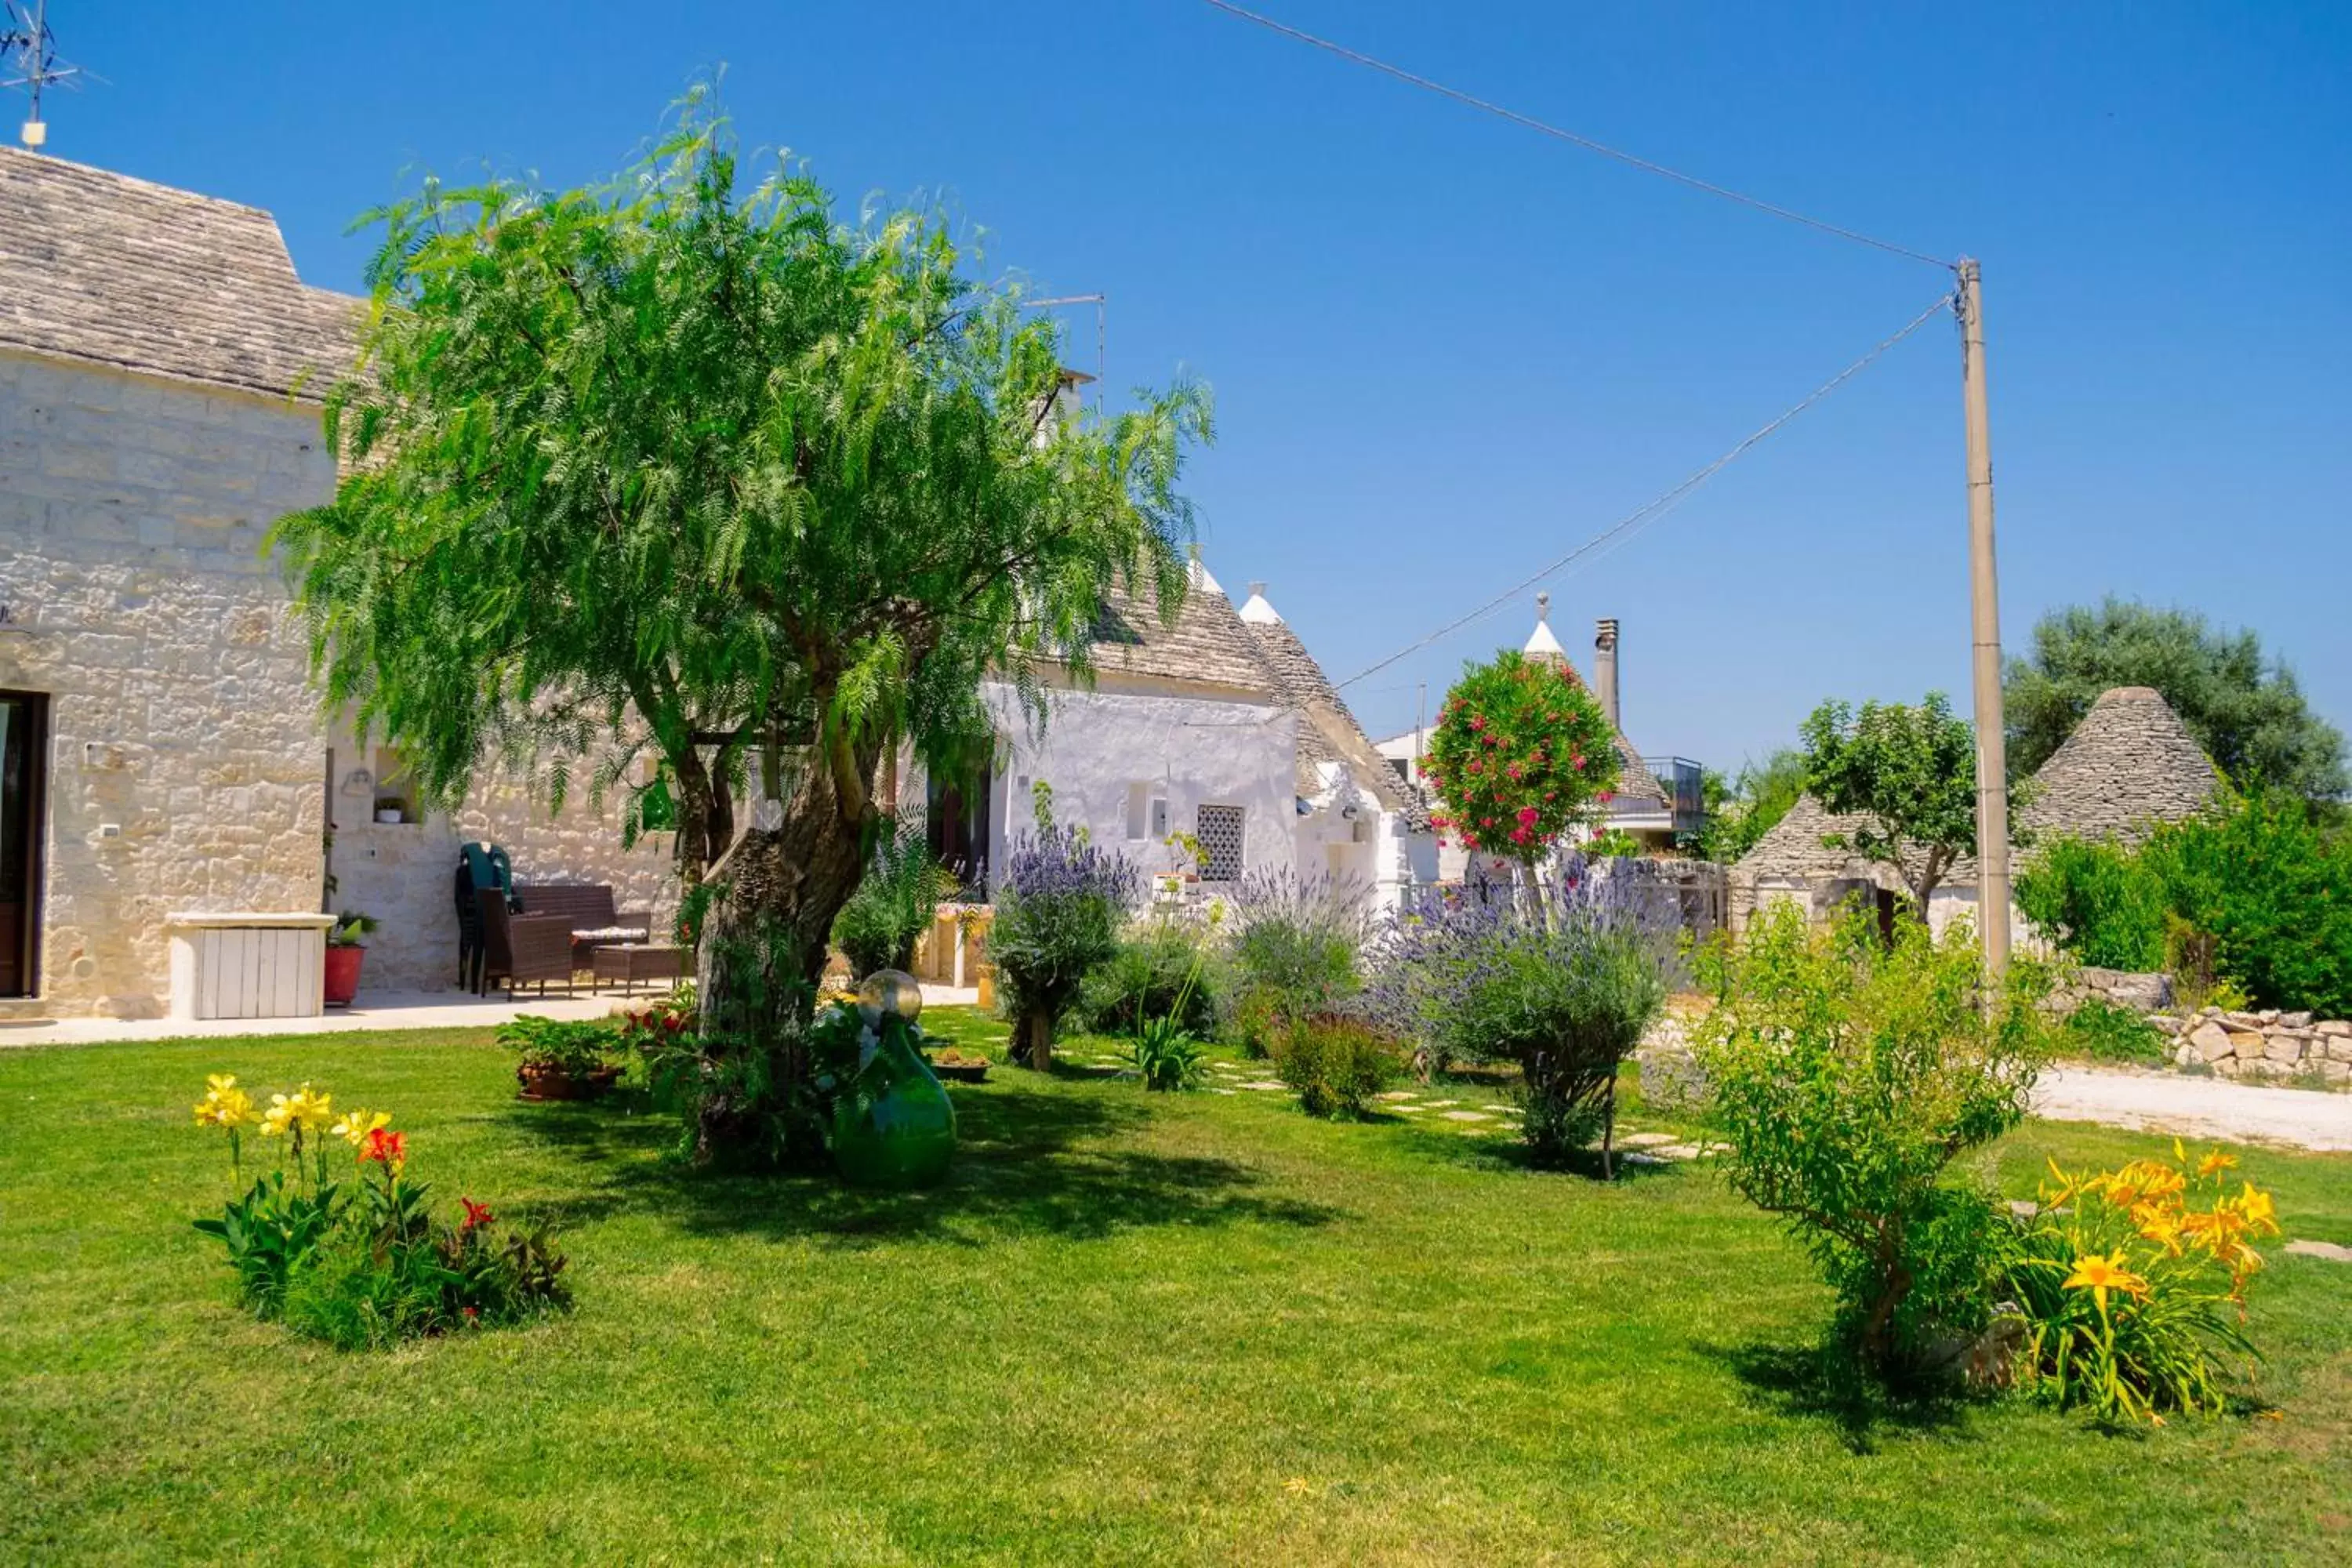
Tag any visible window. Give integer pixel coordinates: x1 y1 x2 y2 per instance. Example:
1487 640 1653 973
1150 797 1170 839
1196 804 1245 882
1125 782 1150 841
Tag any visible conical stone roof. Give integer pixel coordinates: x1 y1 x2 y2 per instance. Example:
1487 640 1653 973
2016 685 2220 846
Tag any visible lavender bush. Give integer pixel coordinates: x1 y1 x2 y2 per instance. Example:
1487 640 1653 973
988 822 1140 1069
1226 867 1375 1054
1367 858 1674 1174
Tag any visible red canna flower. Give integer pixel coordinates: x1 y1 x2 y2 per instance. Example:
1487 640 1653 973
361 1127 407 1168
460 1197 495 1232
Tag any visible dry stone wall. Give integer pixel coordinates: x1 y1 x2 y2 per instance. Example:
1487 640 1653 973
2157 1009 2352 1087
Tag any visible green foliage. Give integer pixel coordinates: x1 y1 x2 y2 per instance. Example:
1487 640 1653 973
1081 920 1224 1038
1800 692 1983 913
496 1014 621 1076
1271 1014 1403 1119
1422 650 1621 868
2058 998 2170 1065
1587 828 1643 858
2005 597 2347 807
269 88 1209 1073
1690 749 1807 863
1127 1014 1209 1093
1690 905 2056 1370
2021 796 2352 1017
1228 869 1370 1051
2143 792 2352 1018
988 817 1138 1066
191 1169 341 1315
832 822 953 979
326 911 379 949
2014 833 2168 971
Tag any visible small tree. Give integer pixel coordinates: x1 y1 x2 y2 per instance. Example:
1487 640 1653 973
1690 748 1807 863
271 98 1207 1163
1691 905 2054 1370
1799 693 1982 917
987 794 1138 1070
1369 862 1671 1172
1423 651 1620 875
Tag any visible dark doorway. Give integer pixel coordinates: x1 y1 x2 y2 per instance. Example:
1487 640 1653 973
926 768 993 900
0 692 48 997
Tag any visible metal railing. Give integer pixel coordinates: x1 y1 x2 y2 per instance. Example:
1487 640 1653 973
1640 756 1708 837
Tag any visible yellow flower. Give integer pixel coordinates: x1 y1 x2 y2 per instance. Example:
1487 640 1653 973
2132 1204 2185 1256
331 1108 393 1148
258 1083 334 1138
2230 1182 2279 1236
1283 1477 1315 1496
192 1076 254 1130
2196 1149 2240 1180
2063 1250 2150 1313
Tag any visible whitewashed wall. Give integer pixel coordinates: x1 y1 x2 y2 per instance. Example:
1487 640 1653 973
977 678 1298 894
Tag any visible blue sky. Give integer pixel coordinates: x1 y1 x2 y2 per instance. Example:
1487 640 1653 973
34 1 2350 769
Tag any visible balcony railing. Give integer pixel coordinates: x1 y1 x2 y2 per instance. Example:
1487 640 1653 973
1640 755 1708 837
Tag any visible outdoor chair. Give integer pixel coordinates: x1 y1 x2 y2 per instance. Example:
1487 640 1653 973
510 882 652 970
475 888 575 996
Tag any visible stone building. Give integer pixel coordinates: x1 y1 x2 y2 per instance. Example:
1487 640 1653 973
1730 684 2223 936
0 146 684 1014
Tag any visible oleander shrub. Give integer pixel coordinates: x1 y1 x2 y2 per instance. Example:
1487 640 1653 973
1369 860 1671 1168
1272 1012 1404 1119
2002 1144 2280 1423
1690 906 2056 1372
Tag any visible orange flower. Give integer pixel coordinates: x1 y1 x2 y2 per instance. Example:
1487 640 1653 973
361 1126 408 1171
2063 1250 2150 1313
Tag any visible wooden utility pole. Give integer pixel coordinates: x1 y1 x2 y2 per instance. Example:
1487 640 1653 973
1957 259 2011 978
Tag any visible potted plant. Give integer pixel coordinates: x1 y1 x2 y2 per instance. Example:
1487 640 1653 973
499 1015 624 1102
926 1046 991 1083
322 911 378 1007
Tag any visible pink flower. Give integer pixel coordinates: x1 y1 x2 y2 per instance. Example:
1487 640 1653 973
1517 807 1539 826
1510 827 1532 844
1599 789 1615 804
1480 817 1495 828
1468 715 1486 731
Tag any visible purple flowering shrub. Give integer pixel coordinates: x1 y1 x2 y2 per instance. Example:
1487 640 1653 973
1227 867 1374 1055
989 822 1140 1068
1367 857 1673 1172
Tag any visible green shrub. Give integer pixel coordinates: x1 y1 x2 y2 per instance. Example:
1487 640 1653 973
1272 1013 1403 1119
496 1014 620 1075
1127 1014 1209 1092
2058 997 2169 1065
1690 905 2055 1371
988 822 1138 1067
1081 920 1223 1038
1228 869 1370 1049
2015 834 2167 971
2145 792 2352 1018
1368 866 1671 1168
832 824 953 979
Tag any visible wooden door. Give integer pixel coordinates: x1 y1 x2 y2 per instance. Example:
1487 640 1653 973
0 693 46 997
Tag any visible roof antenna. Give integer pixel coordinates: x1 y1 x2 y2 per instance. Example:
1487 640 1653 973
3 1 93 151
1022 292 1107 413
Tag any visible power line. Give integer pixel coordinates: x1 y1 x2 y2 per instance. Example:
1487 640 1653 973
1328 289 1958 693
1196 0 1952 270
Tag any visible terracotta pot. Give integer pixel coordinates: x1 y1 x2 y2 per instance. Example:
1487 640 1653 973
323 945 365 1007
516 1062 623 1102
927 1055 990 1083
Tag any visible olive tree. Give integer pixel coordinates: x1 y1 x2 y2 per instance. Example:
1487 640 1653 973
272 98 1207 1160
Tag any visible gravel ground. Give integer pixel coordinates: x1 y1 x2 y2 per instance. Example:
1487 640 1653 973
2033 1064 2352 1152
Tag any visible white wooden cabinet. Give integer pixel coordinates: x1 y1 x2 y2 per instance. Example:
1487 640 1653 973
165 913 336 1021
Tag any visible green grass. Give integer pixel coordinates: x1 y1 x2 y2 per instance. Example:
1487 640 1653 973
4 1009 2350 1566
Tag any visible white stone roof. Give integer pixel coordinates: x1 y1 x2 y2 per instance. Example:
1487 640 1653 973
0 146 359 400
1236 586 1413 815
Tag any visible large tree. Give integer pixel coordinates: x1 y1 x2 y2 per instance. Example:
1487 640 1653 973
272 100 1207 1155
1799 693 1981 916
2005 598 2347 806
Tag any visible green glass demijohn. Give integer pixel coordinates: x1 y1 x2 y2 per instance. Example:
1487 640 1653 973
829 970 956 1189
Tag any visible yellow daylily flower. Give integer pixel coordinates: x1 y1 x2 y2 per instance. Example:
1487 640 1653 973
260 1083 334 1138
192 1078 254 1130
2062 1250 2150 1313
2196 1149 2240 1180
331 1108 393 1149
2230 1183 2278 1236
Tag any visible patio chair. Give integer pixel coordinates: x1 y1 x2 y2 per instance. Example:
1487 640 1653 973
476 888 575 997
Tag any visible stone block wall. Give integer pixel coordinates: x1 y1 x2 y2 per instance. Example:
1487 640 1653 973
2157 1009 2352 1087
0 352 334 1016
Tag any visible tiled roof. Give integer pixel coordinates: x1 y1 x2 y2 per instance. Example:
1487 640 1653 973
1083 573 1276 697
0 147 359 399
1238 611 1412 813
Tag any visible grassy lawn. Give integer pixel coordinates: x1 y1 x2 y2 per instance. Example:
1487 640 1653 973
4 1009 2350 1566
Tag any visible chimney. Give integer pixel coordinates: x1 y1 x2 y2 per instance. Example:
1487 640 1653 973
1594 618 1621 730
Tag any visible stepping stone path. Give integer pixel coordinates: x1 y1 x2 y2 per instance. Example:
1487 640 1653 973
2287 1240 2352 1262
1238 1080 1287 1092
1375 1091 1418 1102
1617 1132 1677 1149
1440 1110 1493 1123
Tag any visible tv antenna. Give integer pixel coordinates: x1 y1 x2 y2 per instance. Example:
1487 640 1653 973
1022 293 1106 412
3 1 92 150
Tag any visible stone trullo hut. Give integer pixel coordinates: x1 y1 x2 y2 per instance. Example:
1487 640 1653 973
1730 685 2223 937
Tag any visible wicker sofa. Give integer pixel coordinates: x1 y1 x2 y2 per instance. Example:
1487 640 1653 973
511 883 652 970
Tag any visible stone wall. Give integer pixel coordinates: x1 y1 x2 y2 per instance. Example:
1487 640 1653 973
2 350 681 1014
2158 1008 2352 1087
0 351 335 1016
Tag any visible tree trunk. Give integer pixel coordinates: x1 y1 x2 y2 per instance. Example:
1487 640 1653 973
687 733 879 1163
1017 1009 1054 1071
